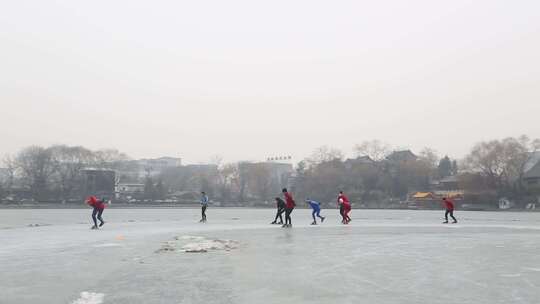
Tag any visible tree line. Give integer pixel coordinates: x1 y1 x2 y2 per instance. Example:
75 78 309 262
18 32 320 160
1 135 539 206
0 146 129 202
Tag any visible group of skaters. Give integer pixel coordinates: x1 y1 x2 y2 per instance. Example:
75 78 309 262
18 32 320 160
270 189 353 228
269 188 298 228
85 190 458 229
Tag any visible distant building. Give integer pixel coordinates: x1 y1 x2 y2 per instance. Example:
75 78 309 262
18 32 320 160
116 156 182 181
184 164 219 174
116 183 145 197
344 156 375 170
242 162 293 185
524 161 540 190
137 157 182 176
139 157 182 170
523 152 540 172
521 152 540 192
435 175 460 190
386 150 417 163
264 162 294 187
408 190 464 209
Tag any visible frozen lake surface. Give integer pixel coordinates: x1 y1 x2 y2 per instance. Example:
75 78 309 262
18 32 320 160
1 208 540 304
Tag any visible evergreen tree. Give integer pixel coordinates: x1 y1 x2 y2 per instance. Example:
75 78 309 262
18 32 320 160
144 177 155 199
438 156 452 178
155 179 166 200
0 184 4 201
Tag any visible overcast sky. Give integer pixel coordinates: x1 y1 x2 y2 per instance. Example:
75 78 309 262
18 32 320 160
1 0 539 164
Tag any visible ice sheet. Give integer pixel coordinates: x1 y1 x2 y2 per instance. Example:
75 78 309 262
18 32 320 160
1 208 540 304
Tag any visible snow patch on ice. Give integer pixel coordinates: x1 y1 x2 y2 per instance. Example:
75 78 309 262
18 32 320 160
27 223 51 227
182 239 239 253
71 292 104 304
500 274 521 278
156 236 239 253
524 267 540 272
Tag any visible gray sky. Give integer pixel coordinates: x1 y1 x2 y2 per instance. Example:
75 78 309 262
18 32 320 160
1 0 539 164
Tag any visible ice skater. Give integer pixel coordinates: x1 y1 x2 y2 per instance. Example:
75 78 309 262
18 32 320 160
86 196 106 230
338 191 351 224
271 197 286 224
442 197 457 224
306 199 325 225
200 192 209 223
282 188 296 228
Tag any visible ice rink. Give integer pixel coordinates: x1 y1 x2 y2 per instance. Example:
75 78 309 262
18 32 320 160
1 208 540 304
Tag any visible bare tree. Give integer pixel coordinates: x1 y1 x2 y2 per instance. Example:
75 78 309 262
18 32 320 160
2 155 17 190
418 147 439 168
464 136 539 192
15 146 56 200
354 140 391 161
247 163 273 200
49 145 94 201
237 162 250 202
307 146 344 166
94 149 130 169
217 163 239 201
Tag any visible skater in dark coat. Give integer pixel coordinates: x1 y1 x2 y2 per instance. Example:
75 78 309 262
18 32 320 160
271 197 286 224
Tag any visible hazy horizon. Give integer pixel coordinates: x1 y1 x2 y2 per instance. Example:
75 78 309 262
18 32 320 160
1 0 539 164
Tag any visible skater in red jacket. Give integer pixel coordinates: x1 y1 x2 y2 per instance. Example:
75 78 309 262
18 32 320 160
282 188 296 228
442 197 458 224
86 196 106 229
338 191 352 224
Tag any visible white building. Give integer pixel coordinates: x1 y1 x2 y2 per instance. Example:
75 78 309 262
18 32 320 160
116 183 145 198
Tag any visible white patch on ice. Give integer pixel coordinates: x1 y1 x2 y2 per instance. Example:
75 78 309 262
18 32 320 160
181 239 239 253
93 243 122 248
156 236 239 253
500 274 521 278
27 223 51 227
524 267 540 272
71 292 104 304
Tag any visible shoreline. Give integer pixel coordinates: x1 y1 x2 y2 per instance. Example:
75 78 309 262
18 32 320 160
0 204 533 212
